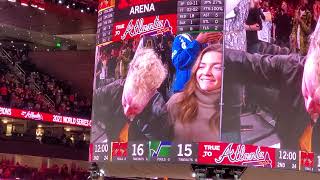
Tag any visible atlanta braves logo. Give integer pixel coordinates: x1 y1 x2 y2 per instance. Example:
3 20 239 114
215 143 273 167
120 16 173 40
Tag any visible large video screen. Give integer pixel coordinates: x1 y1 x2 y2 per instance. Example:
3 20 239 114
90 0 320 173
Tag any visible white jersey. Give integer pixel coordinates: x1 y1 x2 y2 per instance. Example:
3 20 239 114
258 12 272 43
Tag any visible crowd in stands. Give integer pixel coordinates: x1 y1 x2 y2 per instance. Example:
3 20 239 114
0 159 89 180
0 46 91 119
246 0 320 56
0 61 55 114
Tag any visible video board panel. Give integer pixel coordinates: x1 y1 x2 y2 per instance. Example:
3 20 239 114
91 0 320 175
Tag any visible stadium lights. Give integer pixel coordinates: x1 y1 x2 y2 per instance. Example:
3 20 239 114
21 2 29 6
58 0 62 4
8 0 16 2
66 5 70 8
191 173 196 178
80 9 84 13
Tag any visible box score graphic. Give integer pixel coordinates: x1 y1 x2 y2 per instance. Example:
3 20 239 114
299 151 314 171
128 141 149 161
198 142 276 168
170 143 198 163
90 143 110 162
91 141 320 173
149 141 172 162
177 0 225 33
276 149 298 170
111 142 128 161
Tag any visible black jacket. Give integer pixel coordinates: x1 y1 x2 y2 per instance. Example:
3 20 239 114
246 7 264 46
92 79 172 143
223 47 320 151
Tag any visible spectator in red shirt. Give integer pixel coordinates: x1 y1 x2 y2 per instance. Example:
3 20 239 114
0 84 8 105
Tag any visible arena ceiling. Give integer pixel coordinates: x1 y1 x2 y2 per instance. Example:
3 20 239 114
0 0 97 50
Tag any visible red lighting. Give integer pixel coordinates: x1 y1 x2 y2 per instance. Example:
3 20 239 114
0 106 91 127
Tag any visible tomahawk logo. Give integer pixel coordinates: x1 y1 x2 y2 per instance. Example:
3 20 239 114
120 16 173 40
112 142 128 157
300 151 314 170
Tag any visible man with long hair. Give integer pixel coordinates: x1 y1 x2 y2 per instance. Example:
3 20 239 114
91 45 171 143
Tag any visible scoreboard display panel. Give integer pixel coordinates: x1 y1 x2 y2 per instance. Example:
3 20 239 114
90 0 320 176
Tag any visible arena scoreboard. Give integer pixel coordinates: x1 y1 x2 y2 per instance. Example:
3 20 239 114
90 141 320 173
91 0 320 175
177 0 224 33
96 0 225 45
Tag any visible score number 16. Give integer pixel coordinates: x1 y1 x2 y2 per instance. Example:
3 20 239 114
132 144 144 156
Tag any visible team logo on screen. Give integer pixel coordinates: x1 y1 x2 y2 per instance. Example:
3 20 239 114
21 111 43 120
299 151 314 170
214 143 273 168
149 141 171 157
111 142 128 157
120 16 173 40
198 142 275 168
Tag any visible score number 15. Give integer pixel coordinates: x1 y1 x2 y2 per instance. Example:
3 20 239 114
177 144 192 157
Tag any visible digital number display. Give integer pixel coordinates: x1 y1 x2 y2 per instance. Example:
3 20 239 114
92 143 109 162
177 0 224 33
149 141 172 162
276 149 298 170
170 143 198 163
128 142 149 161
92 0 320 176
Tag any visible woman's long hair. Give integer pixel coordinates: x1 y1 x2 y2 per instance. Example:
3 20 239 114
174 44 223 125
